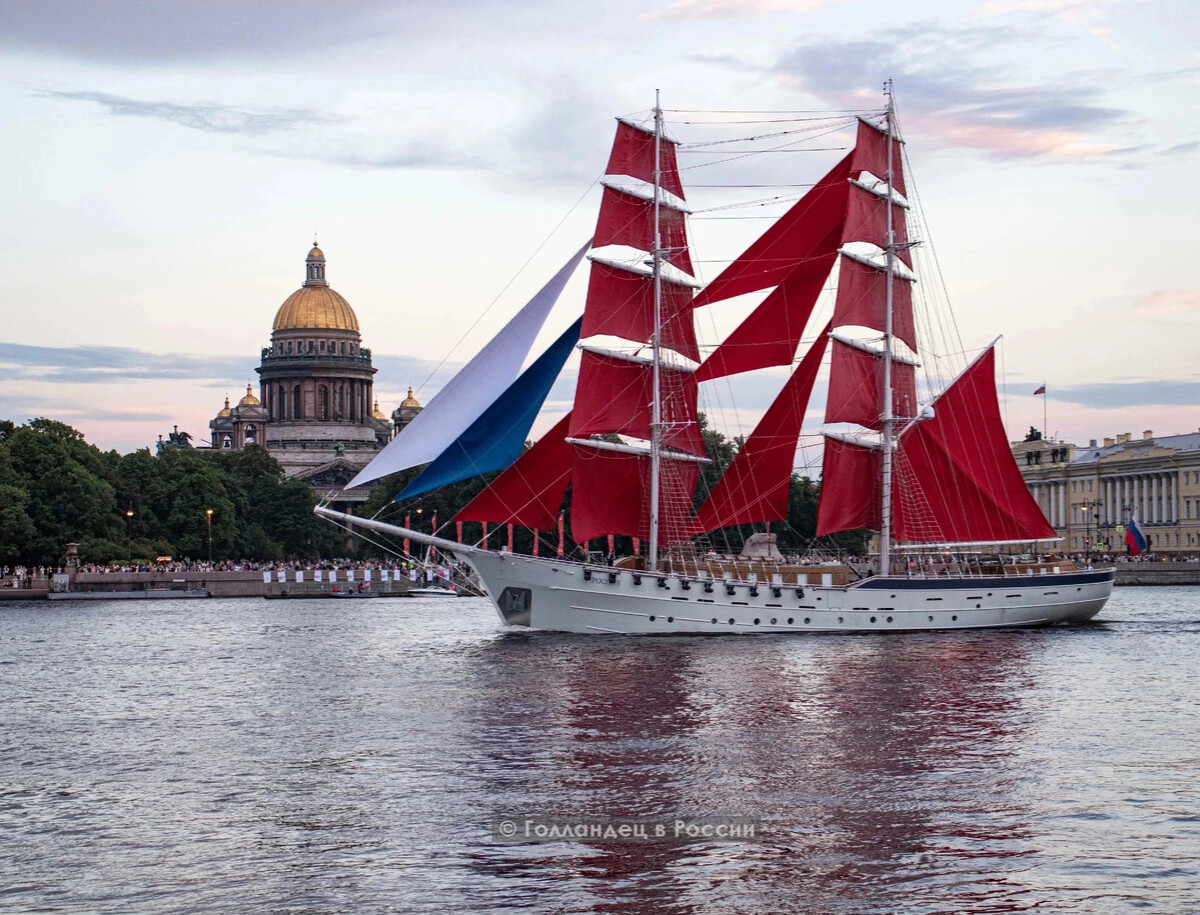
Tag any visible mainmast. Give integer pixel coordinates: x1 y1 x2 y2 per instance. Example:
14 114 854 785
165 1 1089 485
649 90 664 572
879 79 896 576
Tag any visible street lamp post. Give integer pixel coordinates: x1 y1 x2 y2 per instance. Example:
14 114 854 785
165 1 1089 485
206 508 214 563
125 509 134 562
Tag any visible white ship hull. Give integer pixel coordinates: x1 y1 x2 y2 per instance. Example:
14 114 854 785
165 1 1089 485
464 549 1112 634
314 511 1113 635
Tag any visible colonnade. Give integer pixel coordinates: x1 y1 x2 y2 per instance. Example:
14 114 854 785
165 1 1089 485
1029 473 1177 528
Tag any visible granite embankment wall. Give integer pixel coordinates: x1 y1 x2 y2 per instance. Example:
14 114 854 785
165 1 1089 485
0 570 419 600
1113 563 1200 586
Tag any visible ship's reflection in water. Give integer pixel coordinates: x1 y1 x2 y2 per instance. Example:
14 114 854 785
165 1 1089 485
466 631 1042 914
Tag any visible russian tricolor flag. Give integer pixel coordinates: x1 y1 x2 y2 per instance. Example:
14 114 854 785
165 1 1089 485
1033 383 1046 396
1126 517 1147 555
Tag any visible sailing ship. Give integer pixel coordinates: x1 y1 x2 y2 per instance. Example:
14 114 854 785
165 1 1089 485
317 86 1114 634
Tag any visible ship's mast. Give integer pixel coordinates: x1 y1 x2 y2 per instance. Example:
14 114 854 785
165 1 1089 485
879 80 896 577
649 90 664 572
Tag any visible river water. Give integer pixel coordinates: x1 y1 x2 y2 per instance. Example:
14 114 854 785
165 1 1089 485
1 587 1197 913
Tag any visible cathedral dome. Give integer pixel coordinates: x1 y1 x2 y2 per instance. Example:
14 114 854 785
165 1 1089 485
217 396 232 418
272 241 360 332
400 387 421 409
238 384 261 406
272 286 360 332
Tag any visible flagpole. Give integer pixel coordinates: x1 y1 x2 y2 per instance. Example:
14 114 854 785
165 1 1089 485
1043 382 1048 442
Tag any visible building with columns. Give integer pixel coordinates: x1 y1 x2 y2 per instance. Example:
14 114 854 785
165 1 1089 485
204 242 422 502
1013 430 1200 555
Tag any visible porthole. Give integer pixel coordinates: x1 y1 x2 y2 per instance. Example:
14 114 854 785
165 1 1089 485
886 616 893 622
770 618 777 625
728 618 735 625
787 618 794 625
870 616 877 623
804 617 811 624
928 615 934 622
837 616 843 623
648 615 656 622
976 604 981 609
753 618 760 625
711 618 718 625
952 615 958 621
667 616 674 623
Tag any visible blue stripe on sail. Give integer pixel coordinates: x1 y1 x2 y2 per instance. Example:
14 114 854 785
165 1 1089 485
397 318 582 500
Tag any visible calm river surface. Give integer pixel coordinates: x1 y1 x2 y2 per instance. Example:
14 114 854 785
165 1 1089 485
1 587 1198 913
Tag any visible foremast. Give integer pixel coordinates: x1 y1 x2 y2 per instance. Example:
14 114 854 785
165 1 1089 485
649 90 665 572
879 80 897 576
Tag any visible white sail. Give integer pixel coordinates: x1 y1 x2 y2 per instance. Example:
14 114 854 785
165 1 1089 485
346 240 590 489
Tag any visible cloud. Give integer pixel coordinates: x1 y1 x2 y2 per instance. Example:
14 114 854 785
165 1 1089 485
976 0 1122 49
1161 141 1199 157
767 23 1131 160
0 342 255 385
1048 380 1200 409
1126 289 1200 318
642 0 835 21
37 89 340 135
0 1 401 64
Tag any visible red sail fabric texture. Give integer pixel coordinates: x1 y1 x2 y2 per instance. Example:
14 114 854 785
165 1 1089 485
570 446 699 544
850 118 907 199
570 352 706 455
825 340 916 429
694 152 852 307
833 255 917 353
604 121 686 200
695 226 840 381
815 438 881 536
593 187 693 275
453 414 573 530
581 261 699 362
691 324 831 532
892 348 1057 543
842 184 912 267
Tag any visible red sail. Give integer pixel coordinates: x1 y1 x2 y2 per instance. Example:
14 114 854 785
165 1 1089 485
833 253 917 353
892 348 1056 542
851 117 906 198
815 438 881 536
693 152 852 307
843 183 912 267
605 120 685 200
570 351 705 455
691 324 831 532
453 414 573 530
593 187 693 275
582 260 699 362
825 339 917 429
695 225 840 381
570 446 699 544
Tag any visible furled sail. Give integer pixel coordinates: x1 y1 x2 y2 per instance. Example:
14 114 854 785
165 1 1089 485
690 323 831 533
397 318 581 499
453 413 575 531
582 257 700 362
346 241 589 489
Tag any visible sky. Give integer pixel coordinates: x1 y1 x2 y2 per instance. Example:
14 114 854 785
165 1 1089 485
1 0 1198 468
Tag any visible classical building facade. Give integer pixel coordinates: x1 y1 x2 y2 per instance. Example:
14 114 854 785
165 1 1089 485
1014 430 1200 555
205 243 422 501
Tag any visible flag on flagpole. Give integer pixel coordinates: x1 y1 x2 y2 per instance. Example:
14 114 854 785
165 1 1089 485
1033 383 1046 396
1126 517 1147 555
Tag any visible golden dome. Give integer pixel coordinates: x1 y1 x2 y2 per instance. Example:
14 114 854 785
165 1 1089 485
217 396 232 418
308 245 324 259
238 384 261 407
371 400 387 421
400 386 421 409
272 285 359 332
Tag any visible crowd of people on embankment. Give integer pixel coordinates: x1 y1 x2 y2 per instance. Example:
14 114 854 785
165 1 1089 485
2 557 472 589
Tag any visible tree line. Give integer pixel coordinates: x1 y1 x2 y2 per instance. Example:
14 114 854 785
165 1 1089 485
0 416 865 567
0 419 341 566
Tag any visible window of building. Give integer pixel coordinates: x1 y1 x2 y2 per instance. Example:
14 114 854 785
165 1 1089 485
245 425 256 443
341 342 346 355
319 341 325 353
293 385 301 419
287 341 293 354
222 435 232 448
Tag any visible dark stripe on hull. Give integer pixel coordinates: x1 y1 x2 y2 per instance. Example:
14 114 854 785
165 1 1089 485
850 569 1115 590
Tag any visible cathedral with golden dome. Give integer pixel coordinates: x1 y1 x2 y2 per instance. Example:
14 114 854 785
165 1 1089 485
206 242 421 499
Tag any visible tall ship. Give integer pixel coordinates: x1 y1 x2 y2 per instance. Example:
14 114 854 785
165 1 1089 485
317 86 1114 634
